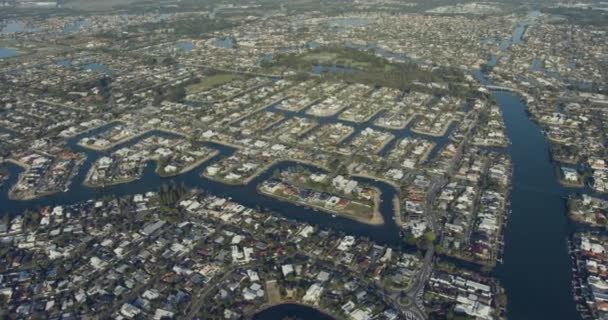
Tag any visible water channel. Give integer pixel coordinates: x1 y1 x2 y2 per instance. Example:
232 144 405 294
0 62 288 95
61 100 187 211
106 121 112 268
473 10 580 319
253 303 336 320
0 46 19 59
0 121 403 246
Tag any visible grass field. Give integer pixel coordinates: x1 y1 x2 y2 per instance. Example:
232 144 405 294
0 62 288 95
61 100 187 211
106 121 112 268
187 73 240 94
301 51 375 69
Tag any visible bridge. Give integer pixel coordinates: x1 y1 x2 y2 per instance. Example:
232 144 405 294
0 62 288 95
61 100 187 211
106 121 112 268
484 85 532 102
485 85 518 92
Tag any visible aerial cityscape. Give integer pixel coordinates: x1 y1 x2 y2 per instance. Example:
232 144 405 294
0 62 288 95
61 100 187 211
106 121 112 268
0 0 606 319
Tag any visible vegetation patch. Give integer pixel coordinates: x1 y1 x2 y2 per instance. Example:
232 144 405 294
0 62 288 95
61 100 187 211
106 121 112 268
266 46 469 96
187 73 241 94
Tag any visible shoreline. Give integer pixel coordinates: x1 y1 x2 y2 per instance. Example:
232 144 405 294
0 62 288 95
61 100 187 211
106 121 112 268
5 158 30 170
227 96 289 126
66 120 122 139
411 118 455 137
77 127 187 152
305 103 351 118
250 302 339 320
202 158 333 186
393 195 402 226
9 188 57 201
276 97 322 113
258 184 384 226
334 127 356 145
156 150 220 178
338 107 385 124
350 172 401 190
204 138 244 150
83 172 140 189
83 150 219 188
365 134 395 155
374 112 420 130
7 155 86 201
420 142 437 163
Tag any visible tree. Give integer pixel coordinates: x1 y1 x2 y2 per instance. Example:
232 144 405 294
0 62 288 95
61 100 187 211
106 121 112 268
404 232 417 246
424 231 436 243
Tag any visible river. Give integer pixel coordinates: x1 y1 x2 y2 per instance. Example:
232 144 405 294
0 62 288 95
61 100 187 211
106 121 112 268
473 11 580 320
492 91 579 320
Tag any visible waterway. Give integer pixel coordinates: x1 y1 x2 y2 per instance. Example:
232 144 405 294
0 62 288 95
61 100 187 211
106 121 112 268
81 62 112 74
264 93 456 161
1 21 40 34
62 19 88 34
311 64 356 74
253 303 335 320
259 11 581 318
215 37 234 48
0 122 403 246
492 90 579 320
0 47 19 59
473 10 580 319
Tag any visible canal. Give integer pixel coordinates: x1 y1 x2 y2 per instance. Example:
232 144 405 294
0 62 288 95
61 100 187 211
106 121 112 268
253 303 336 320
475 9 580 320
492 91 579 320
0 46 20 59
0 125 403 246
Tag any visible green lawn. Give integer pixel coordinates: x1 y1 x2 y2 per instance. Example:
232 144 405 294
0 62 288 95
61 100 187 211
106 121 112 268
187 74 240 94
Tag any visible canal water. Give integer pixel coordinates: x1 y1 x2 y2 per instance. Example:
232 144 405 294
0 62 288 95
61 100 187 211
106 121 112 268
0 123 403 246
215 37 234 48
475 10 581 320
1 21 40 34
62 19 88 34
0 47 19 59
176 41 194 52
253 303 335 320
492 91 579 320
311 64 356 74
81 62 112 74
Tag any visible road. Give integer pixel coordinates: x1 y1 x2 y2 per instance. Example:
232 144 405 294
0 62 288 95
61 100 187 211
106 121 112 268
382 99 482 320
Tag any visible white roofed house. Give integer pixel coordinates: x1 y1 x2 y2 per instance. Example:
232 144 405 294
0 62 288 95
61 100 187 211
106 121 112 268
155 147 173 158
302 283 323 303
163 164 178 174
281 264 294 277
120 303 141 318
337 235 355 251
